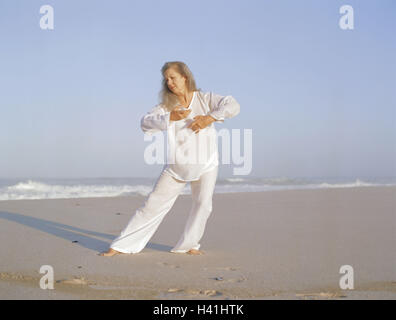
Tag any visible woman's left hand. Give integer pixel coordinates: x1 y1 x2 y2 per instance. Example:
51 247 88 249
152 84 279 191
187 115 216 134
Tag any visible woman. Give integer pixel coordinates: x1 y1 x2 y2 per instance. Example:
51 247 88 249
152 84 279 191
100 61 240 256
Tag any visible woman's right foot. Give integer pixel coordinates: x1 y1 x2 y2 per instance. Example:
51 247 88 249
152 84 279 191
99 248 122 257
187 249 204 255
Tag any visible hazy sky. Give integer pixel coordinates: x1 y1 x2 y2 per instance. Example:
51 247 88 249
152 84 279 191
1 0 395 179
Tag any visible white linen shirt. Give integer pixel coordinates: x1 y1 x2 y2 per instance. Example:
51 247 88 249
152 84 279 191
141 90 240 181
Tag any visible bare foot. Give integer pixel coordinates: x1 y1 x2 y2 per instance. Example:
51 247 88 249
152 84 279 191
187 249 204 255
99 248 122 257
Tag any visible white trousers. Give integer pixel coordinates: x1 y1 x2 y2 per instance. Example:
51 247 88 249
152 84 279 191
110 166 218 254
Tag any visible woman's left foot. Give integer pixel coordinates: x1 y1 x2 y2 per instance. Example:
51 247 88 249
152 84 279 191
99 248 123 257
187 249 204 255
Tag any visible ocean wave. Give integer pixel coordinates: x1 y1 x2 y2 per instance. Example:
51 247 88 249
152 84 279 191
0 180 154 201
0 178 394 201
224 178 246 183
317 179 377 189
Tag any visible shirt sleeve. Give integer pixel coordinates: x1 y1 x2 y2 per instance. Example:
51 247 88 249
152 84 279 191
202 91 240 123
140 104 171 134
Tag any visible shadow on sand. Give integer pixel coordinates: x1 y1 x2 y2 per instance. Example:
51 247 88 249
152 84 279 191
0 211 173 253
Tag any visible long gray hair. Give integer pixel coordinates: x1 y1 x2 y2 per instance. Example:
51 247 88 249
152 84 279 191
159 61 201 112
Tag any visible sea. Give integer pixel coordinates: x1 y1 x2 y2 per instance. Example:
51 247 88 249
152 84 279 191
0 176 395 201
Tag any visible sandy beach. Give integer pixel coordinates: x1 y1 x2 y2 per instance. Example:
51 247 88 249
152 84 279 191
0 186 395 300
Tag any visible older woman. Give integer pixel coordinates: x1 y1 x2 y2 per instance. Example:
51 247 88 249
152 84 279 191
100 61 240 256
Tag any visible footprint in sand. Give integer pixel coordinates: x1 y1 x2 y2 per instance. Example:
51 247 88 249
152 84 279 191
203 266 239 272
159 288 224 299
56 277 91 285
296 292 347 300
206 266 245 283
210 276 246 283
166 288 222 296
225 276 247 283
215 267 239 271
167 288 183 293
186 289 223 297
0 272 34 282
156 262 181 269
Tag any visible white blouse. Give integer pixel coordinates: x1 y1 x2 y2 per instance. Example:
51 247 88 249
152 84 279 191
141 90 240 181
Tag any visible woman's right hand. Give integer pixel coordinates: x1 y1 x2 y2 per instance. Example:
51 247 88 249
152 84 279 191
170 106 191 121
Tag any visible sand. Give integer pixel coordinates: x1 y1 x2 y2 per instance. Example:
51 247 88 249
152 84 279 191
0 186 395 300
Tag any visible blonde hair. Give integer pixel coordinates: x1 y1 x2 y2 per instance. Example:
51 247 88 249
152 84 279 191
159 61 201 111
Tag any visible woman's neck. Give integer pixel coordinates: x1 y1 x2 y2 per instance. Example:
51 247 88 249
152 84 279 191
177 90 193 106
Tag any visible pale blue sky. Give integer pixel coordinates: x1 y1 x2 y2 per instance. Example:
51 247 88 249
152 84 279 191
1 0 395 179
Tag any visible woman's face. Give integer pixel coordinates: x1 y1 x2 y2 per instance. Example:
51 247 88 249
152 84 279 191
164 67 187 95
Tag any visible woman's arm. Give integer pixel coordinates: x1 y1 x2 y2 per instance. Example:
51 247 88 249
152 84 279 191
140 104 171 134
202 91 241 122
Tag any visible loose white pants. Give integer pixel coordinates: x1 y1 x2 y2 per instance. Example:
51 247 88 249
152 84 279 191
110 166 218 254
